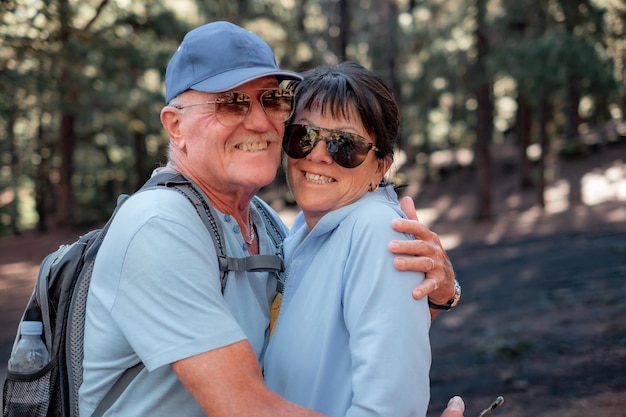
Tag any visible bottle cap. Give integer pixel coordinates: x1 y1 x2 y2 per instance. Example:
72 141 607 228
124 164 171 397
20 321 43 336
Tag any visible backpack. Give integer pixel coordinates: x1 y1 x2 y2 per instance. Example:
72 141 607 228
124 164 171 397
2 171 285 417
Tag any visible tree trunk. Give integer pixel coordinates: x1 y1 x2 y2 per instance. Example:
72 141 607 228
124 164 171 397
57 113 76 227
384 0 401 150
56 0 77 227
564 72 581 145
35 119 49 233
338 0 349 59
474 0 492 221
6 107 20 235
134 130 146 190
537 95 549 207
475 83 492 220
517 92 533 189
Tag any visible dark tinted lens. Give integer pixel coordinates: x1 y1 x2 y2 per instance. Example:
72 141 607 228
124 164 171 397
261 89 295 122
283 124 314 159
216 92 251 126
327 133 372 168
283 124 374 168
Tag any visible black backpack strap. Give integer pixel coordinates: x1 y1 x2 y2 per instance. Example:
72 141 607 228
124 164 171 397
91 362 144 417
146 172 284 284
150 173 231 292
251 196 286 293
252 196 286 252
224 255 284 273
36 250 64 352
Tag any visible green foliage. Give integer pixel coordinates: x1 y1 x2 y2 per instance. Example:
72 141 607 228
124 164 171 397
0 0 623 233
492 0 619 109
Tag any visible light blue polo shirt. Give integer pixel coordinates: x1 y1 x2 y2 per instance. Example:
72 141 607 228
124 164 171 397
264 186 431 417
80 185 285 416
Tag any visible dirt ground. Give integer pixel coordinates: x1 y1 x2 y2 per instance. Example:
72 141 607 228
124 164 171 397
1 141 625 416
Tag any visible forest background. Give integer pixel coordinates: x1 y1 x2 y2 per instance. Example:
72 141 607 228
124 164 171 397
1 1 626 416
0 0 624 235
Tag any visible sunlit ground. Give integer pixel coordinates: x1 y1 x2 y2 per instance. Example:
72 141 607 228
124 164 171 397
418 157 626 249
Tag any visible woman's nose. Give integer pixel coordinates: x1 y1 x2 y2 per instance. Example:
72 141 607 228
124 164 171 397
306 138 333 164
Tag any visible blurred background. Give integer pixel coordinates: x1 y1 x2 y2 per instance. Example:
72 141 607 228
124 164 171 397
0 0 624 233
1 0 625 416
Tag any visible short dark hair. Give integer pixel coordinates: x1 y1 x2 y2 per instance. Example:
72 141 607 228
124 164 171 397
289 61 400 160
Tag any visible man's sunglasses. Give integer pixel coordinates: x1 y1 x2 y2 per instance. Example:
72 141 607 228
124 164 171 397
283 124 379 169
172 88 295 126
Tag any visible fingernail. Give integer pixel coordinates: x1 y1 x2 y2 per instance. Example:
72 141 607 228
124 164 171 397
389 241 399 251
394 257 406 267
447 396 465 412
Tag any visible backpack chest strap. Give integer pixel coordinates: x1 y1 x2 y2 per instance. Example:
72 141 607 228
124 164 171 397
219 254 284 274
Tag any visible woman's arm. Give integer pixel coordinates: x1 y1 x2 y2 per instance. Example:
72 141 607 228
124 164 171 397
345 212 431 416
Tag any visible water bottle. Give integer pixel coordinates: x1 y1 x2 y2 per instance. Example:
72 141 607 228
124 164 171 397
5 321 51 416
8 321 50 373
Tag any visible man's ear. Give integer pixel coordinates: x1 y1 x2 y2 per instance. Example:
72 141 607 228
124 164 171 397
160 106 184 148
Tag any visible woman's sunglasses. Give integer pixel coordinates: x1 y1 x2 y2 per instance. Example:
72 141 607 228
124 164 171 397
172 88 295 126
283 124 379 169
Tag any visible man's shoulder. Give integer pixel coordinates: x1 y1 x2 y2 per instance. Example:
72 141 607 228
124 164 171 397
101 187 209 255
125 185 191 207
116 187 198 222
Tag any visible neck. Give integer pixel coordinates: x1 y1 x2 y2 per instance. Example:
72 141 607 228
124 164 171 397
165 162 257 217
164 163 260 249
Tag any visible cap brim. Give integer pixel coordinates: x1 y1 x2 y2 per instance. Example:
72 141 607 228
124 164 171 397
191 67 302 93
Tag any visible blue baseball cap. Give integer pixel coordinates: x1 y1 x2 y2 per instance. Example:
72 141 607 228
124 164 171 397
165 21 302 103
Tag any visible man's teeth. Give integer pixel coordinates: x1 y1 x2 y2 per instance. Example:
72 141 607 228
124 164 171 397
237 142 268 151
305 172 335 184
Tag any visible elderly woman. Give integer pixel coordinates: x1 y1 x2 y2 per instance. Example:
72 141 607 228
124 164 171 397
264 62 433 416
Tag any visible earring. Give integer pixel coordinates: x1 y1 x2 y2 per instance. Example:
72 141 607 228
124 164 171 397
369 183 379 192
